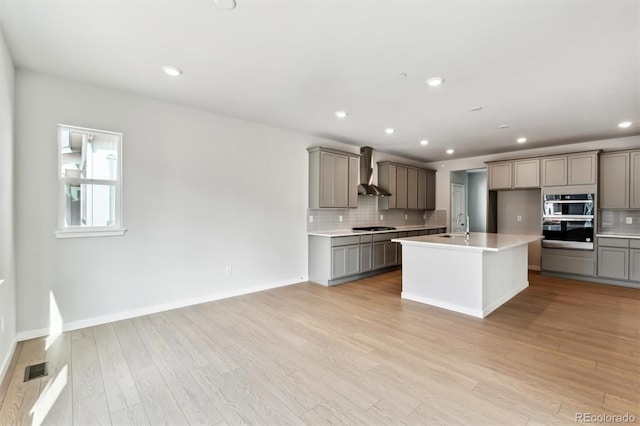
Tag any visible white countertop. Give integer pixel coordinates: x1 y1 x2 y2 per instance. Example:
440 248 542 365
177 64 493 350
308 225 446 237
596 233 640 240
393 232 543 252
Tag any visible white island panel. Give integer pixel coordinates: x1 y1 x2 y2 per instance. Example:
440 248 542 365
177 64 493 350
396 233 540 318
402 247 484 317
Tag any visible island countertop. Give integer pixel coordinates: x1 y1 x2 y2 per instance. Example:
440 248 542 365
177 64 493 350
393 232 543 252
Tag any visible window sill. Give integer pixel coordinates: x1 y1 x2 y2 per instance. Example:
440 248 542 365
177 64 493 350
55 228 127 239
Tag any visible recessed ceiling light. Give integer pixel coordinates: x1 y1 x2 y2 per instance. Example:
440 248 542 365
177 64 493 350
446 149 454 154
498 124 509 129
335 111 348 119
618 121 632 128
420 139 429 146
385 128 395 134
517 137 527 143
470 106 483 112
214 0 237 10
397 72 408 78
162 66 183 77
426 77 445 87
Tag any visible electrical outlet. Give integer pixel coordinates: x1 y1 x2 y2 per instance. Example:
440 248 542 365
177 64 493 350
380 214 384 220
405 214 408 220
225 266 232 276
423 214 426 219
339 215 343 222
626 217 633 224
517 215 522 222
309 215 313 223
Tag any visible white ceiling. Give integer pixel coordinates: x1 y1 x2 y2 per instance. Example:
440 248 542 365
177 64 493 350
0 0 638 161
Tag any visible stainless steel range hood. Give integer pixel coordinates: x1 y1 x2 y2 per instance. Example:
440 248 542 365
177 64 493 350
358 146 391 197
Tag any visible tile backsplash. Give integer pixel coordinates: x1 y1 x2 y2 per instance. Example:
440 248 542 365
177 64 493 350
307 196 447 232
599 210 640 235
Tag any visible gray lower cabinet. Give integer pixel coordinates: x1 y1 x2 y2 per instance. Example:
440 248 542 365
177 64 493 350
597 247 629 280
596 237 640 283
541 247 596 277
331 245 360 279
309 228 446 285
360 243 373 272
630 249 640 282
385 242 398 267
373 242 386 269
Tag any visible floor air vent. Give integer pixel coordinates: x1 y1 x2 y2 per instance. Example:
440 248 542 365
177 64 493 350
24 362 48 382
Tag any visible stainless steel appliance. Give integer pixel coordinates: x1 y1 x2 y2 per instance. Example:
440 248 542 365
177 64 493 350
542 193 594 250
352 226 396 232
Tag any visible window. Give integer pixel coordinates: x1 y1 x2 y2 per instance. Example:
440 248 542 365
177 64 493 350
55 125 125 238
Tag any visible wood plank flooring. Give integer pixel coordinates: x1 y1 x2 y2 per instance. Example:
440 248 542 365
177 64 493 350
0 271 638 425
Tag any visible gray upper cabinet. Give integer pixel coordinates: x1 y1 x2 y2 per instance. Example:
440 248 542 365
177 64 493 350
599 151 630 208
348 156 359 208
488 162 512 190
599 149 640 209
379 162 436 210
488 151 597 190
308 146 359 208
407 168 418 209
417 170 427 210
488 159 539 189
541 157 568 186
542 152 597 187
396 166 408 209
513 159 540 188
630 150 640 209
568 153 597 185
426 170 436 210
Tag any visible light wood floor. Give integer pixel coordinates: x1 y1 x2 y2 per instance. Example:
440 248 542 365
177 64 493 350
0 271 638 425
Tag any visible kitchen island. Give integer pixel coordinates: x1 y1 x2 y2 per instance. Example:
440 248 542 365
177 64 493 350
393 232 542 318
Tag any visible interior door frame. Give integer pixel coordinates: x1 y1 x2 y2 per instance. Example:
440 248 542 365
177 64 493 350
451 183 466 232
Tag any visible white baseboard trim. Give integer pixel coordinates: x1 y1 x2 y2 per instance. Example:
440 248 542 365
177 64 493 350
401 291 484 318
0 339 17 387
528 265 541 271
482 281 529 317
17 277 307 342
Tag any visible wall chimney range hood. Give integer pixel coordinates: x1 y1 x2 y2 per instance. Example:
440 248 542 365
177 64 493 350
358 146 391 197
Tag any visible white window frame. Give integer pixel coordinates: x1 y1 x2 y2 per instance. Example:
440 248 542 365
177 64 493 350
55 124 126 239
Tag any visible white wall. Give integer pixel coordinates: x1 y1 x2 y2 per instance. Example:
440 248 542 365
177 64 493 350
15 71 319 338
0 27 16 380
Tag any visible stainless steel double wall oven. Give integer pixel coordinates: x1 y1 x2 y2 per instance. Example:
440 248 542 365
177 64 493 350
542 193 595 250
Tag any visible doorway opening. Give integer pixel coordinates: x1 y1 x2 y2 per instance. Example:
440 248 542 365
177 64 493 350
450 168 487 232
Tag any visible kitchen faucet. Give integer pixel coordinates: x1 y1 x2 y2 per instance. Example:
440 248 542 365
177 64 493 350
456 212 470 238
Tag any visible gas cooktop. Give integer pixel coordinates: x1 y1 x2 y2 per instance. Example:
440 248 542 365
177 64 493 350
352 226 397 232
